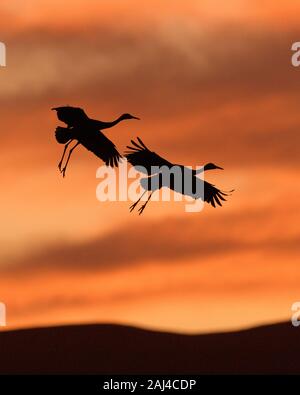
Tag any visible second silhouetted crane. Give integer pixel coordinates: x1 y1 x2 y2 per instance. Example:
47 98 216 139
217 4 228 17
52 106 139 177
125 138 233 214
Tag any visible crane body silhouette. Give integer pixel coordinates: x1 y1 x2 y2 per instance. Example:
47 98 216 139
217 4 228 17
52 106 139 176
125 138 232 214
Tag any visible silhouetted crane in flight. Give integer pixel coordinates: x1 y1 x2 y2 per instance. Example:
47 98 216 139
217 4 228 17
52 106 140 177
125 138 232 215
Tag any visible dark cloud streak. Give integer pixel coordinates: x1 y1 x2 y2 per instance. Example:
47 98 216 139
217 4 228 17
3 207 300 275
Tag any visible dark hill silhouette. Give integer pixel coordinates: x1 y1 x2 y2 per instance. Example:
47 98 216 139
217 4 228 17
0 322 299 374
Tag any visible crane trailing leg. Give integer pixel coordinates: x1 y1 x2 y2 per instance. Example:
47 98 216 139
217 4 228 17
58 140 73 172
138 192 153 215
60 141 80 177
55 126 76 173
129 191 154 215
129 190 147 212
55 126 80 177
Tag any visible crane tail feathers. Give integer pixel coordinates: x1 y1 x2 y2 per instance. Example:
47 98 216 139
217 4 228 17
55 127 73 144
136 137 148 149
205 184 233 208
126 145 140 152
214 194 222 207
130 140 142 149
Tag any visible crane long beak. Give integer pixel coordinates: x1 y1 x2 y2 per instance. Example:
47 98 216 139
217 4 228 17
216 165 224 170
132 116 140 120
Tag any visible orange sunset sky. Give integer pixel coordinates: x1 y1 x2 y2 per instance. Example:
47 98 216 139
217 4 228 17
0 0 300 333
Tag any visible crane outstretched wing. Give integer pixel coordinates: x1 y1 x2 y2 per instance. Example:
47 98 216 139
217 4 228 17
203 181 230 208
125 137 173 174
52 106 88 126
79 129 122 167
